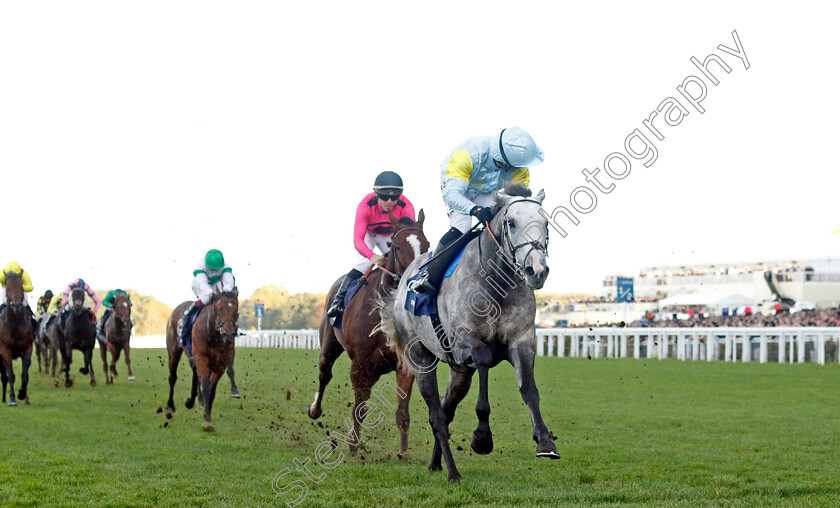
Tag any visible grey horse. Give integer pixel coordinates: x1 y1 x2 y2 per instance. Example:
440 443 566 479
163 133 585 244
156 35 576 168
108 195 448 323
377 183 559 482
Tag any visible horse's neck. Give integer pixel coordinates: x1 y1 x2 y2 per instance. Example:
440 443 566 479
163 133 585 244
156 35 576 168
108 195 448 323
452 233 533 306
2 305 24 325
203 302 220 339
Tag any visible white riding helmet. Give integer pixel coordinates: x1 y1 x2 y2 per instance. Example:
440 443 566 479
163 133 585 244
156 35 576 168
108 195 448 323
489 127 545 168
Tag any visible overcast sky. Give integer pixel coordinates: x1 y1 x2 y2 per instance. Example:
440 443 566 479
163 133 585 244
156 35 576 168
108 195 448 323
2 1 838 308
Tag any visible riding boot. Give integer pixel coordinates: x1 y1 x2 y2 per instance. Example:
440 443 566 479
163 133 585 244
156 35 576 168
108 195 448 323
178 301 205 357
97 310 110 342
326 269 364 318
59 310 69 330
411 227 479 295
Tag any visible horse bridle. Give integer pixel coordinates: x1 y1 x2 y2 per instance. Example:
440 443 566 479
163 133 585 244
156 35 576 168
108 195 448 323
208 299 238 337
483 198 549 274
385 226 424 281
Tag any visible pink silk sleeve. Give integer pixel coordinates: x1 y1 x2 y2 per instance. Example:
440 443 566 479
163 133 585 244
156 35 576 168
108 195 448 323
353 198 375 259
86 284 102 312
60 284 72 307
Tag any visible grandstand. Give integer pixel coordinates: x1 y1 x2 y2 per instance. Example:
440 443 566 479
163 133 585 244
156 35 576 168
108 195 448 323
603 257 840 308
538 258 840 327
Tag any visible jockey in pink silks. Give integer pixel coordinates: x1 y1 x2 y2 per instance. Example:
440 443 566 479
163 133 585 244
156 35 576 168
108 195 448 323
58 278 101 328
326 171 416 318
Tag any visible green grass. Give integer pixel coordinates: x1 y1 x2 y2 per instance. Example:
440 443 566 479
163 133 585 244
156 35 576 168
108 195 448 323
1 350 839 507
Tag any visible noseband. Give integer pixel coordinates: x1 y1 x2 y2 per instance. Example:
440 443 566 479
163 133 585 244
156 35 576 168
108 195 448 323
209 298 238 337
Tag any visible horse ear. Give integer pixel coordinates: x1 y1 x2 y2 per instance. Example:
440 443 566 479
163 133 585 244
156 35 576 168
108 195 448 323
535 188 546 204
389 210 400 228
416 209 425 229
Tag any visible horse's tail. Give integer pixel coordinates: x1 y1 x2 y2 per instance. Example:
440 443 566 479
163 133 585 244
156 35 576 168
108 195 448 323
371 288 410 374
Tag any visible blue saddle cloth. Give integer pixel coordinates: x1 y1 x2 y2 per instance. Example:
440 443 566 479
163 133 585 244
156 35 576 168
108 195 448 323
329 278 364 330
404 245 467 317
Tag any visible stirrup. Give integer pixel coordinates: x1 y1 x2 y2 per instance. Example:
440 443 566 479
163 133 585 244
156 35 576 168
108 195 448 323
326 301 344 318
409 273 437 295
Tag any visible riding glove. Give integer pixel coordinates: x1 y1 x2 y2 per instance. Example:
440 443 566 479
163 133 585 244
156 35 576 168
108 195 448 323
470 206 493 223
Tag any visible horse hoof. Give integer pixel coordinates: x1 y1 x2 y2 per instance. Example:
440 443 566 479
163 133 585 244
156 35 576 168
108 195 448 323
128 376 136 381
428 462 443 472
185 398 195 409
307 404 322 420
90 380 97 387
447 472 462 483
8 400 17 406
65 380 73 388
470 430 494 455
230 391 240 399
536 439 560 459
202 422 215 432
24 399 31 406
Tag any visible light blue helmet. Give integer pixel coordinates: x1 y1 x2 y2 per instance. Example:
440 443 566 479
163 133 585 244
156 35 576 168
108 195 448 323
489 127 545 168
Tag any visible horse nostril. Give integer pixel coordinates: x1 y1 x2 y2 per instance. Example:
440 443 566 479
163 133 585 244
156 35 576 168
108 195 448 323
525 266 535 277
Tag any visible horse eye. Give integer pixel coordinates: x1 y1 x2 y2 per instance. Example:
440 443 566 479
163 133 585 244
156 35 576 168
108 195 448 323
507 219 516 228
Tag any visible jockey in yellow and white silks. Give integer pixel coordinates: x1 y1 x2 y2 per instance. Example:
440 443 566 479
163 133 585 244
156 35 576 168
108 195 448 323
0 261 41 333
412 127 544 295
0 261 34 301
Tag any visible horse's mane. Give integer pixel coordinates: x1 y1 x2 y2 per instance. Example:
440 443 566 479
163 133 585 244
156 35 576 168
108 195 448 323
501 182 532 198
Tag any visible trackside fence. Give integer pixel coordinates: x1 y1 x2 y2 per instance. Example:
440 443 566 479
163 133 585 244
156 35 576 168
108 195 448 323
131 327 840 365
534 327 840 365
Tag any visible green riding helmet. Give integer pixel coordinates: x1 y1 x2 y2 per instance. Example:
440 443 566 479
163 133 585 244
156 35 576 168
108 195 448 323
205 249 225 271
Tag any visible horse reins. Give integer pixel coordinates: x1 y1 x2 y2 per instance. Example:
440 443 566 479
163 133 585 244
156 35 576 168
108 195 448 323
479 198 549 275
383 226 424 281
207 299 238 338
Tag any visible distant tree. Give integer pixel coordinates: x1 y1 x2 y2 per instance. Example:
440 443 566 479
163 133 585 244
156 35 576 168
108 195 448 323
93 289 173 335
239 285 325 330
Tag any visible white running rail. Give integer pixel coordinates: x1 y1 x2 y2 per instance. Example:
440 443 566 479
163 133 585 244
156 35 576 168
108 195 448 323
131 327 840 365
534 327 840 365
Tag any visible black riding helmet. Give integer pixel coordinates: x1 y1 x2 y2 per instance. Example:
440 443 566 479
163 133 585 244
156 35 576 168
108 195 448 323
373 171 403 194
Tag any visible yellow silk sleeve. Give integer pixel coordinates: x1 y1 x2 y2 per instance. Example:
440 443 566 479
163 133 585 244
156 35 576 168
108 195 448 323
21 271 33 292
445 150 474 182
511 167 530 186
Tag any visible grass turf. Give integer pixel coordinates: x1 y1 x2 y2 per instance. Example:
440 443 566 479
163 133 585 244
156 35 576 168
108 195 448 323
1 349 838 507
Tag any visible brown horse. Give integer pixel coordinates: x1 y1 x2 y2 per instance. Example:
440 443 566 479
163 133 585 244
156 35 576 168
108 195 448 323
0 271 35 405
166 289 239 430
60 287 98 388
308 211 429 454
98 292 134 384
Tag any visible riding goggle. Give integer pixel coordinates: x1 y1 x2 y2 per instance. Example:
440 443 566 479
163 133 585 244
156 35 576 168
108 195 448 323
376 193 401 202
